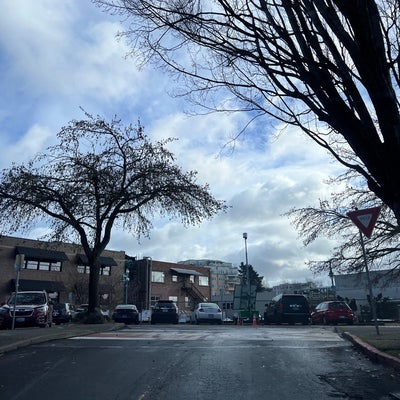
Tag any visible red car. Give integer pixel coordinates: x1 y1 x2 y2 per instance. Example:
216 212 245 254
311 301 355 325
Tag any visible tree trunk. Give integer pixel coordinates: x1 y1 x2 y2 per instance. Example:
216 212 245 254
88 263 100 313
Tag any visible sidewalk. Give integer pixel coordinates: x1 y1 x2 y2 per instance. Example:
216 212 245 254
0 322 124 354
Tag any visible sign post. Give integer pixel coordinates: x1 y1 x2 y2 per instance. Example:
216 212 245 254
347 207 381 335
12 254 25 330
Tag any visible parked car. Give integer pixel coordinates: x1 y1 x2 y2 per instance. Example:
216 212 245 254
0 291 51 328
112 304 140 324
191 302 223 324
264 294 310 325
52 303 73 325
311 301 355 325
151 300 179 324
0 304 11 329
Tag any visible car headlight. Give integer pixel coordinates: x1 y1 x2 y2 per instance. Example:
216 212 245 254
36 306 47 313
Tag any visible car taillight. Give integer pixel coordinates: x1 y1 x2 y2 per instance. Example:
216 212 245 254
199 308 204 312
132 309 137 313
217 308 222 313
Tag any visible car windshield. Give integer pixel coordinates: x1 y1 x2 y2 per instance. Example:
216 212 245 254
200 303 218 309
157 303 174 308
8 293 46 305
330 302 349 309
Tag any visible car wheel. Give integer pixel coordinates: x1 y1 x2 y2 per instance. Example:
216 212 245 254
323 316 328 325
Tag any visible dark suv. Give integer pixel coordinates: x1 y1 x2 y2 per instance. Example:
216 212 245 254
151 300 179 324
264 294 310 325
52 303 73 325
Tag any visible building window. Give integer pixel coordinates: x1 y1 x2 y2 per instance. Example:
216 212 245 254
151 295 160 308
169 296 178 303
77 265 111 275
152 271 165 283
39 261 50 271
172 275 178 282
24 260 62 272
199 276 209 286
26 260 39 270
189 275 195 283
77 265 88 274
185 297 189 308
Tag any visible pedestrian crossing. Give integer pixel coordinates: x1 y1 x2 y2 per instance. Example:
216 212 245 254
70 326 347 344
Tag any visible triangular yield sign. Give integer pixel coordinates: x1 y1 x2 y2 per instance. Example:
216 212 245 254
347 206 381 238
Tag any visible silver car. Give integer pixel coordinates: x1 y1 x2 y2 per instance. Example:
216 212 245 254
192 302 223 324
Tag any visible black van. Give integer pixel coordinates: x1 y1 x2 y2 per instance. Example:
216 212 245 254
264 294 310 325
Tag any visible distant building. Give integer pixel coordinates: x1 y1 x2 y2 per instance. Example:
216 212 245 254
178 259 240 296
128 259 211 314
335 270 400 306
271 281 317 295
0 235 125 308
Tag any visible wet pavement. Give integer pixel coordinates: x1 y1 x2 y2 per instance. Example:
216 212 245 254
0 322 124 354
1 322 400 372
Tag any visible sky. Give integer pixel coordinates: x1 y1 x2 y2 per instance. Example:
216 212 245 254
0 1 346 287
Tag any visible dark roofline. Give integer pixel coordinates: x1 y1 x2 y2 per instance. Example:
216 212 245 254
16 246 69 262
77 254 118 267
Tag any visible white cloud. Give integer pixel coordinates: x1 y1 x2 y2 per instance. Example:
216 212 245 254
0 0 343 287
0 124 54 168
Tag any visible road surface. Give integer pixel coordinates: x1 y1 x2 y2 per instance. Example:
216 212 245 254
1 324 400 400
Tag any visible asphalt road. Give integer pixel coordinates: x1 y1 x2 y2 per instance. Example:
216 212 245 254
1 324 400 400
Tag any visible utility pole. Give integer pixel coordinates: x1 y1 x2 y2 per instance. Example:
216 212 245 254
243 233 250 316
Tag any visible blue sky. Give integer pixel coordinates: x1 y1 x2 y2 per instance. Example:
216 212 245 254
0 1 346 287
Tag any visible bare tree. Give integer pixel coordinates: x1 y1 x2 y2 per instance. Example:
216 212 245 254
96 0 400 223
0 113 226 316
285 170 400 276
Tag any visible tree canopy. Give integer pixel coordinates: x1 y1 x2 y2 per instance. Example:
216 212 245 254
238 262 264 292
96 0 400 225
0 113 226 313
285 170 400 276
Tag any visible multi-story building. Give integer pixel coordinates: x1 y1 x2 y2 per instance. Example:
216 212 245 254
0 235 125 308
128 258 211 315
178 259 240 296
0 237 213 317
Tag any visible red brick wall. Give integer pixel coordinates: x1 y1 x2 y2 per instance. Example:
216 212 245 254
0 235 125 308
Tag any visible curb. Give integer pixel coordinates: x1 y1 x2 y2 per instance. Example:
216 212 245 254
342 331 400 370
0 323 125 355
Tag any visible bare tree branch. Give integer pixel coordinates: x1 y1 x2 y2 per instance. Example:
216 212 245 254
95 0 400 223
0 113 226 313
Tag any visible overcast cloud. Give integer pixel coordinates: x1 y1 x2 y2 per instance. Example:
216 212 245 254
0 1 346 287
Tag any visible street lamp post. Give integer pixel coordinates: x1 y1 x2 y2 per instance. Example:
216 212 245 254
124 269 130 304
243 233 250 315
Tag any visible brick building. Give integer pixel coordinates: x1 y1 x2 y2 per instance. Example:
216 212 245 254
0 235 126 308
128 259 211 315
0 236 212 317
